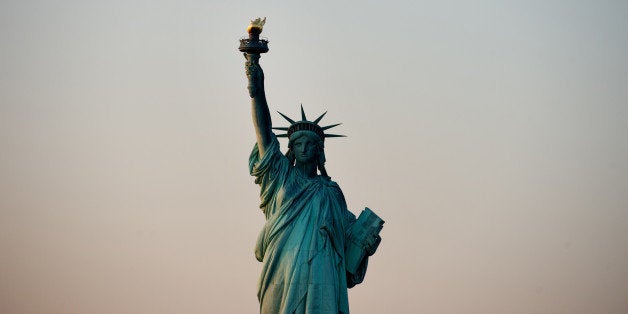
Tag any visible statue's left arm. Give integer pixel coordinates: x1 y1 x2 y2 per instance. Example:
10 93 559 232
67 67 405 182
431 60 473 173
343 205 382 288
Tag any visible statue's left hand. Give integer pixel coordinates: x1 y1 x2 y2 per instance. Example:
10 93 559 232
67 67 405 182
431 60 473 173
365 235 381 256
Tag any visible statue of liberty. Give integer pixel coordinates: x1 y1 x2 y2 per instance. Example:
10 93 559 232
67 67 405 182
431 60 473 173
241 18 383 314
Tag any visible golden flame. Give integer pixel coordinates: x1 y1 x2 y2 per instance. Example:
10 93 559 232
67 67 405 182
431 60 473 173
247 17 266 34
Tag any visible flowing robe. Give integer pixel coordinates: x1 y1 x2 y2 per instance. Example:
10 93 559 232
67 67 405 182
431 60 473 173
249 136 368 314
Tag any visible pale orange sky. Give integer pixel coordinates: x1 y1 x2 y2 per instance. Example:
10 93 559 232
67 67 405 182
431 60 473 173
1 1 627 313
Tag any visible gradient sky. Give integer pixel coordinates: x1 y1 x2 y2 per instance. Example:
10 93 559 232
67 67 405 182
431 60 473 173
1 1 627 313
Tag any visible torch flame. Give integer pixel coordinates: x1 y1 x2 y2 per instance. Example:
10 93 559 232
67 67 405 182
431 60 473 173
247 17 266 34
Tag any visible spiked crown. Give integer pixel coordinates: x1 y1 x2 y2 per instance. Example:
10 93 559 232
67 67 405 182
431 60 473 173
272 105 345 141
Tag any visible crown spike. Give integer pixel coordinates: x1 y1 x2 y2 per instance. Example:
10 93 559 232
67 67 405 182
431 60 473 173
313 111 327 124
321 123 342 130
300 104 307 121
274 106 344 142
277 111 296 124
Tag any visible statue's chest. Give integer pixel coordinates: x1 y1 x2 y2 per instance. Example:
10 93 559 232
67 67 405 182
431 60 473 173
276 171 317 205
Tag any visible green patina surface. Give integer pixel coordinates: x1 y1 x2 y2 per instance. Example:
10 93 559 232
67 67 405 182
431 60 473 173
241 18 382 314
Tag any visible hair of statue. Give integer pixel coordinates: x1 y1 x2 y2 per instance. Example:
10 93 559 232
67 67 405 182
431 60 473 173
286 131 329 179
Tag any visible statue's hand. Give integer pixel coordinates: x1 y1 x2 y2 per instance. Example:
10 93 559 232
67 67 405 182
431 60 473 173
244 53 264 97
365 234 381 256
244 53 262 76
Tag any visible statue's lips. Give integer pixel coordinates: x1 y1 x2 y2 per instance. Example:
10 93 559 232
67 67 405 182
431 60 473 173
295 152 314 161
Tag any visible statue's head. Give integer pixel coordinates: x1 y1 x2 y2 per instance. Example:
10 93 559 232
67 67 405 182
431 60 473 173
274 105 345 178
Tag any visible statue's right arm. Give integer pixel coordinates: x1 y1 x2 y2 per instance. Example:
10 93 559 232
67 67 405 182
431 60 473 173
245 53 272 156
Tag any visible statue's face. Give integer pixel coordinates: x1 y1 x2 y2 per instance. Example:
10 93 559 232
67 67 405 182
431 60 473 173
292 134 318 164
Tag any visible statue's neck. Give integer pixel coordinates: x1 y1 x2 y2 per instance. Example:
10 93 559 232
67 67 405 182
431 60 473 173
294 161 317 178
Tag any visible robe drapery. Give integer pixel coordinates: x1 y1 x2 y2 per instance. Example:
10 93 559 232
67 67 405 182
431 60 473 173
249 135 368 314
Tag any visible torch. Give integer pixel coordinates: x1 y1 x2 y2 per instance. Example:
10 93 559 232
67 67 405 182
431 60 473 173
239 17 269 54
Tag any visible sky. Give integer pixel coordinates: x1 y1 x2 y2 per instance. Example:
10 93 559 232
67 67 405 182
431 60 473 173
1 0 627 313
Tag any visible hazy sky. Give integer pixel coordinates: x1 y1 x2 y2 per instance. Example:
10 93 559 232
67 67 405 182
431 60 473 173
1 1 627 313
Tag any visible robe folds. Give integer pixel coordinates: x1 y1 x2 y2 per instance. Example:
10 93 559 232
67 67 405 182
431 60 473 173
249 135 368 314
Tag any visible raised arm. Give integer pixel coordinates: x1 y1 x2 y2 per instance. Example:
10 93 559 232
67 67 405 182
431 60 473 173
244 52 273 156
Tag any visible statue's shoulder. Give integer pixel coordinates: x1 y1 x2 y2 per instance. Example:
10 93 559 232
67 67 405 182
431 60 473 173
319 176 341 189
320 177 348 206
